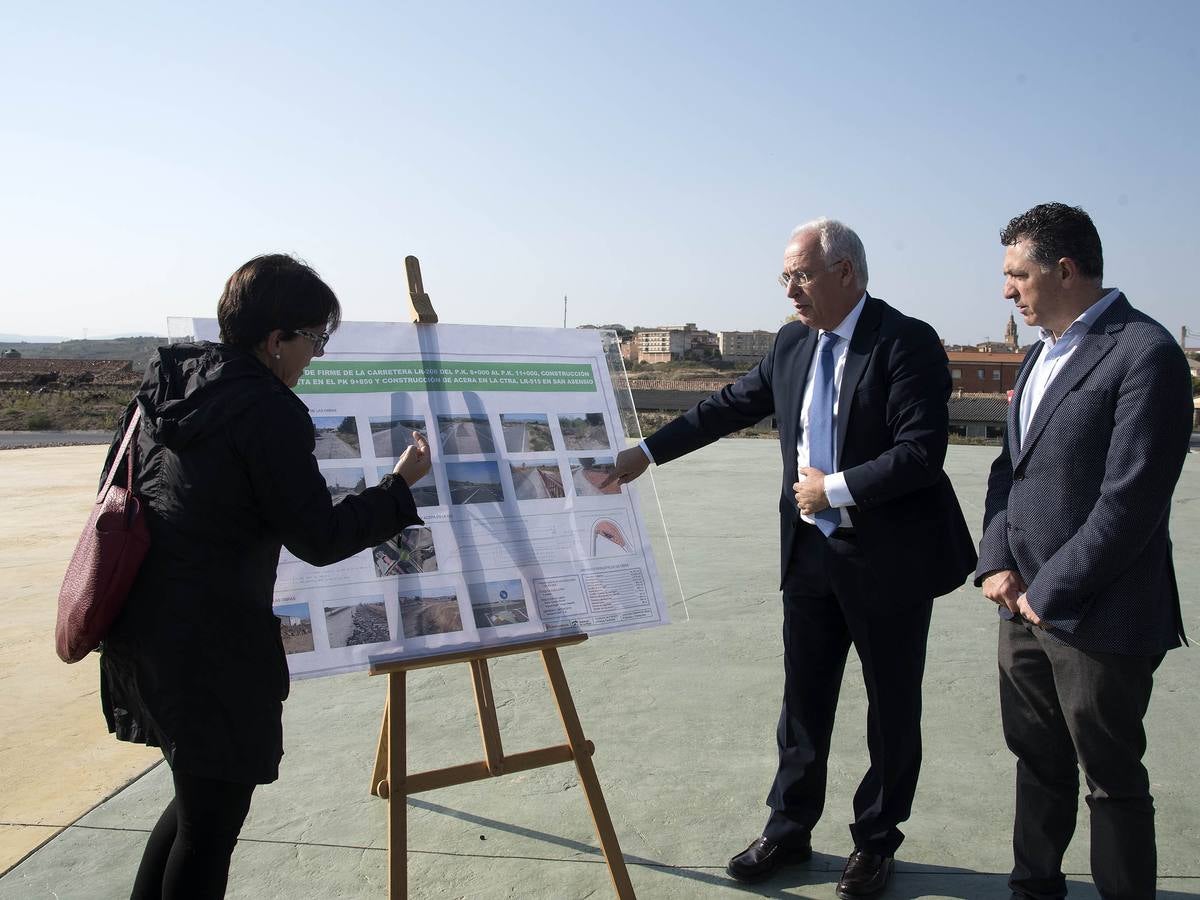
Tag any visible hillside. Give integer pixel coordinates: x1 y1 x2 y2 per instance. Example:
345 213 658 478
0 336 166 366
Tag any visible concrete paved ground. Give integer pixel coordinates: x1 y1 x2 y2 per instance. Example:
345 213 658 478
1 440 1197 899
0 446 160 872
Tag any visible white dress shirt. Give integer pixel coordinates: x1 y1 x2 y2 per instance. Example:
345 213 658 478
796 294 866 528
1018 288 1120 448
637 294 865 528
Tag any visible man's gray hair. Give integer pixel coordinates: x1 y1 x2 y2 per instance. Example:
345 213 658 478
790 218 869 290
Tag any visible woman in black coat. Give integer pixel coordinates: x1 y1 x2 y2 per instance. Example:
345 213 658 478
98 254 429 898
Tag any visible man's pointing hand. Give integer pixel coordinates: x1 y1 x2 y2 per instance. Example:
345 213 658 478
600 447 650 489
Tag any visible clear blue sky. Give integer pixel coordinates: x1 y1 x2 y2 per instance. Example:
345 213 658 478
2 0 1197 345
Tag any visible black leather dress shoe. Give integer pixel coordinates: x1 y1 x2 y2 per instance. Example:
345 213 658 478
726 836 812 883
836 848 893 898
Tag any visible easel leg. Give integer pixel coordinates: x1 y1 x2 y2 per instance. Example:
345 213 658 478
469 659 505 775
541 648 636 899
387 670 407 900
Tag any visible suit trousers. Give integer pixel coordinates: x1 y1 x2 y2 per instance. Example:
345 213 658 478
764 521 933 856
998 618 1162 900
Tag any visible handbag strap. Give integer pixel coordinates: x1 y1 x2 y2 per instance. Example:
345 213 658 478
98 405 143 503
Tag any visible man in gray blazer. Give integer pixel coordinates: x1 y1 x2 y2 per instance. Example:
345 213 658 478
976 203 1192 900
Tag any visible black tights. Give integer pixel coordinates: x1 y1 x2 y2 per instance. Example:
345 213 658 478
130 768 256 899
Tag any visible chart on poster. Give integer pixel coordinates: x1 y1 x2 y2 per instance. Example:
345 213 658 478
189 319 669 677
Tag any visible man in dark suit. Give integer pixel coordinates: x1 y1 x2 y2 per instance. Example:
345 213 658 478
977 203 1192 900
606 218 976 898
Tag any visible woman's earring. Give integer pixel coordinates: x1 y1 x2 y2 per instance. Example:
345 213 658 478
274 353 281 359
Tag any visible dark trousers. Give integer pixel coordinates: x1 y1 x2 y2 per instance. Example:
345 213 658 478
763 523 933 856
998 619 1162 900
131 767 256 900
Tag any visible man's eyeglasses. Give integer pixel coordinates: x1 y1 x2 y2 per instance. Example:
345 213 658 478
293 329 329 354
777 260 845 289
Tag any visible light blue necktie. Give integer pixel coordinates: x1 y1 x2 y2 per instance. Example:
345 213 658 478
806 331 841 537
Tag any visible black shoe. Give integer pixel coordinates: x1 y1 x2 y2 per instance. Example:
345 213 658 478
836 848 893 898
726 836 812 883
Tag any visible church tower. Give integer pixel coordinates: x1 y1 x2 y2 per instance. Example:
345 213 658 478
1005 313 1019 350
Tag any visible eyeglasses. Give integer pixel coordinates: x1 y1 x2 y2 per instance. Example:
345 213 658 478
293 329 329 354
778 260 845 289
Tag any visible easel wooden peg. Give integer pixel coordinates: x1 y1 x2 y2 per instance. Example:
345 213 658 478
405 256 439 324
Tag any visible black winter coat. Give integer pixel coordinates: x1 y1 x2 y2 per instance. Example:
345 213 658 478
99 342 421 784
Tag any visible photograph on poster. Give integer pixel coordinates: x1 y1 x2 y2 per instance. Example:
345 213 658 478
446 461 505 504
321 466 367 502
376 465 439 507
370 415 427 458
467 579 530 628
312 415 361 459
592 518 630 557
324 597 390 648
372 526 438 577
559 413 610 450
399 591 463 638
438 414 495 455
509 461 565 500
274 601 314 654
570 457 620 496
500 413 554 452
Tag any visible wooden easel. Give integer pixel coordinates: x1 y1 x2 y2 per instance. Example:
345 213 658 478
367 258 635 899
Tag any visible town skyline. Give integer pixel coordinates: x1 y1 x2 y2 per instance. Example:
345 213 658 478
6 308 1200 360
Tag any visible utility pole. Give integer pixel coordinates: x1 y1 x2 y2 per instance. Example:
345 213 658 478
563 295 567 329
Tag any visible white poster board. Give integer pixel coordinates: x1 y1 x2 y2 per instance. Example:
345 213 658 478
190 319 669 678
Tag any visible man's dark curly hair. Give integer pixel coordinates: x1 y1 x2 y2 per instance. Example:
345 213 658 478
1000 203 1103 280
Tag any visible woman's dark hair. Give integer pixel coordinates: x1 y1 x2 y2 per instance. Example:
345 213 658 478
1000 203 1103 280
217 254 342 350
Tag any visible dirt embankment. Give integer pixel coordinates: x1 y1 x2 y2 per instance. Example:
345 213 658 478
0 358 140 431
0 387 133 431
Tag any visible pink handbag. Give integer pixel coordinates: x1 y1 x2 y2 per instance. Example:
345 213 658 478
55 406 151 663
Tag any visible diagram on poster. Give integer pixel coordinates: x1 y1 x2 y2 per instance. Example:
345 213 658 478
189 319 669 678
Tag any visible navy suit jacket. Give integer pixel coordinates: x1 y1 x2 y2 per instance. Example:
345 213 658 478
646 295 976 601
975 294 1192 655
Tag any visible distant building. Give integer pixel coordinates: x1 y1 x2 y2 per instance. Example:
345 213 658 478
636 329 688 364
636 324 718 363
718 330 775 364
948 393 1010 440
946 350 1026 392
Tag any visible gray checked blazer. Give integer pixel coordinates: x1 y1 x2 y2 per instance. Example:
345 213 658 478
975 293 1193 655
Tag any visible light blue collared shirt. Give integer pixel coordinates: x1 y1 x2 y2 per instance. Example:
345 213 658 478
796 294 867 527
1018 288 1121 448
